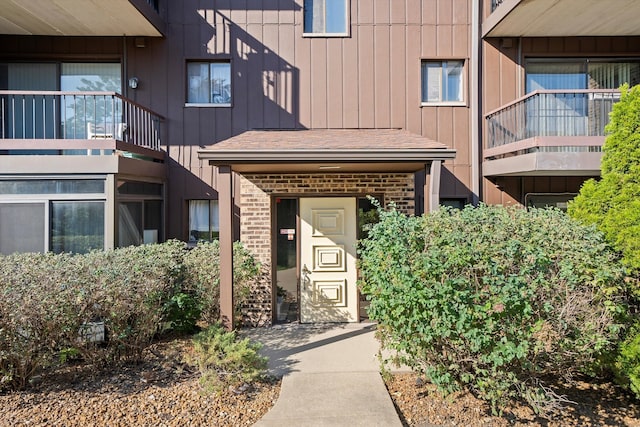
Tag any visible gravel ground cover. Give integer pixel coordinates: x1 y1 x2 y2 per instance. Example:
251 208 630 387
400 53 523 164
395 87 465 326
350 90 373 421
386 372 640 427
4 335 640 427
0 337 280 427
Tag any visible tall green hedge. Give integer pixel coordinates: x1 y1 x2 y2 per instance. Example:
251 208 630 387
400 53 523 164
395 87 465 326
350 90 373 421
358 204 627 413
568 84 640 273
0 240 259 391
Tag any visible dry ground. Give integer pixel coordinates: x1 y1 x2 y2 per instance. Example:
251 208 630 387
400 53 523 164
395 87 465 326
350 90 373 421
2 336 639 427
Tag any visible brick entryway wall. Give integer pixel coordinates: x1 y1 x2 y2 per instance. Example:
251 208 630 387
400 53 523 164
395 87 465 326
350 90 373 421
239 172 415 325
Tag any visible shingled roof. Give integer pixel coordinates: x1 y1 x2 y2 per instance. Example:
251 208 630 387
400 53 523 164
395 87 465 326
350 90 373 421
205 129 448 150
198 129 456 173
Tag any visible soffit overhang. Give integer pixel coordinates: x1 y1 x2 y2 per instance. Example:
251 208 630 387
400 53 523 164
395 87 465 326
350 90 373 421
483 152 602 177
0 0 164 37
198 129 457 174
483 0 640 38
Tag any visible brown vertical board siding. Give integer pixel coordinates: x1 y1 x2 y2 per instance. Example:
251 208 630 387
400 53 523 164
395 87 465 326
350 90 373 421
406 0 421 25
278 0 295 24
231 25 249 135
264 5 279 24
422 25 438 56
452 164 471 195
215 108 233 142
296 26 312 128
437 0 453 26
359 0 375 24
421 107 438 141
374 25 391 129
405 24 422 134
453 25 469 57
549 177 567 193
440 165 456 195
453 0 468 24
422 0 437 25
390 25 407 129
437 107 454 146
342 30 360 128
453 107 470 164
166 23 186 147
310 39 328 128
278 22 297 129
483 179 502 205
263 24 281 129
357 25 375 128
230 0 248 24
482 40 503 113
247 0 263 24
500 50 519 104
390 0 406 24
522 177 535 195
436 24 453 56
374 0 390 24
579 37 596 53
326 39 344 128
246 23 265 130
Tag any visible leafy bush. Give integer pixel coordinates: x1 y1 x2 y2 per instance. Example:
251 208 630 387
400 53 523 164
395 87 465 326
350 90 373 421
568 84 640 400
569 84 640 273
615 320 640 398
183 241 260 327
188 323 267 394
358 204 627 413
0 252 78 389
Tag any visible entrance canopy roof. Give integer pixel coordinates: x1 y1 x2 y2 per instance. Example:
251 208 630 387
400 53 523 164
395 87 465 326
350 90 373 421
198 129 456 173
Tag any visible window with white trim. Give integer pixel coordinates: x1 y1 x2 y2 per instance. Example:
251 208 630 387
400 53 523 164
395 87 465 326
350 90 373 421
186 62 231 106
189 200 219 242
421 60 464 104
303 0 349 36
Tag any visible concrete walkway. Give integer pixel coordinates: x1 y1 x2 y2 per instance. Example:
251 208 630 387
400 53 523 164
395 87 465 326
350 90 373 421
243 322 403 427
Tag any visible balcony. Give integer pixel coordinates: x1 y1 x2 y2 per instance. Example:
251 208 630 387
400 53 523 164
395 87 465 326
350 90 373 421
483 0 640 37
484 89 618 177
0 0 164 36
0 91 165 177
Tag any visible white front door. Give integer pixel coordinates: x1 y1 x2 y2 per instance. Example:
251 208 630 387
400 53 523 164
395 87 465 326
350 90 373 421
299 197 358 323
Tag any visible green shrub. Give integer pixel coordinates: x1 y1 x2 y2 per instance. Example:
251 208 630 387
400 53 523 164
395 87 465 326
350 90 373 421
569 84 640 273
183 241 259 327
615 320 640 398
358 204 627 413
0 241 186 389
0 239 261 390
188 323 267 394
567 84 640 400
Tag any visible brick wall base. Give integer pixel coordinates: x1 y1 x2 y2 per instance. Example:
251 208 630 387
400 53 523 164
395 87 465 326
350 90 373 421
238 172 415 326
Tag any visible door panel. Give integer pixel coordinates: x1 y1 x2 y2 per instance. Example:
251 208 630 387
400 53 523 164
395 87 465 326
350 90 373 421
300 197 357 323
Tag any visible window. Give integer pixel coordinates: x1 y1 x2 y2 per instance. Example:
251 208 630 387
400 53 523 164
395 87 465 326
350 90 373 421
440 198 467 210
0 203 45 255
50 201 105 254
303 0 349 36
117 180 164 247
189 200 219 242
0 62 121 141
525 59 640 92
421 60 464 104
187 62 231 106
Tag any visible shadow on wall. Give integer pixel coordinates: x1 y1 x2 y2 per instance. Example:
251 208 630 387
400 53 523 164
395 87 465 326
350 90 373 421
415 166 473 214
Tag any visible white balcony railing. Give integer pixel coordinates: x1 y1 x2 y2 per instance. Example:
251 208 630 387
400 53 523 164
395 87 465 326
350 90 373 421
0 91 162 152
485 89 619 150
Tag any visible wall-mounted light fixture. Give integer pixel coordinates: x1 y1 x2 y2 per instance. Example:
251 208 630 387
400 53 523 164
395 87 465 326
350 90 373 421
128 77 139 89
